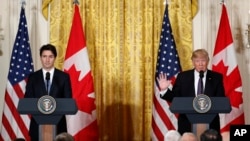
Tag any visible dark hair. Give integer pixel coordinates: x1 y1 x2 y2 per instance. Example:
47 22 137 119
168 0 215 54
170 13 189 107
39 44 57 57
200 129 222 141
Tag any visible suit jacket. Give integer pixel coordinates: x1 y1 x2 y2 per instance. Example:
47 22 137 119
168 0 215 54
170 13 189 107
24 68 72 141
161 69 225 134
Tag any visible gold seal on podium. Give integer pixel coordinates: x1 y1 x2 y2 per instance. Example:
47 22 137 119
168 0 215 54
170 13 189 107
37 95 56 114
193 94 211 113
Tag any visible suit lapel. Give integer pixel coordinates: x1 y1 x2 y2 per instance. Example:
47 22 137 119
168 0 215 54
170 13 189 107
191 70 196 96
204 70 212 96
38 69 48 95
49 69 57 97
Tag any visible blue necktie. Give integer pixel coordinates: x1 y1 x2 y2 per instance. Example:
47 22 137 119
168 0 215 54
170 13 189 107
197 71 204 94
45 72 51 94
197 77 203 94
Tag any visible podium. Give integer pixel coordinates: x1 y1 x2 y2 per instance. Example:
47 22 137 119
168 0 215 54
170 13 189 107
169 97 231 137
17 98 77 141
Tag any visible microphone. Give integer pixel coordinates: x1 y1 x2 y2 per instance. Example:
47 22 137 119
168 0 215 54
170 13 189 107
199 70 204 78
45 72 50 94
46 72 50 81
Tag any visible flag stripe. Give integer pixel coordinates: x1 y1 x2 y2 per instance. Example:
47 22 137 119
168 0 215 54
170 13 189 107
151 115 164 140
151 4 181 141
64 4 98 141
153 93 175 130
0 6 33 141
5 89 29 139
212 4 244 140
2 114 14 140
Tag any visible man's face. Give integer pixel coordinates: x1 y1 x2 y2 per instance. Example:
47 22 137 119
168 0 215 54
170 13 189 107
40 50 55 70
192 57 209 72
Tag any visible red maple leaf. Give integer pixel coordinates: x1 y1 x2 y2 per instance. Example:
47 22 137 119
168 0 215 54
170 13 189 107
64 65 96 114
212 60 243 108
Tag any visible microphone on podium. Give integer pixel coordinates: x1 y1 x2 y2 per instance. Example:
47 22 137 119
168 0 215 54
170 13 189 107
46 72 50 94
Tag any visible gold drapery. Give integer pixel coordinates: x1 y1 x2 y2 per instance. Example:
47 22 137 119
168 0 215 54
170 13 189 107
169 0 198 71
42 0 197 140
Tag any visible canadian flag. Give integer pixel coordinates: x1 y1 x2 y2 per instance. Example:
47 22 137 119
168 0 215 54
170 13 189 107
212 3 245 141
63 4 99 141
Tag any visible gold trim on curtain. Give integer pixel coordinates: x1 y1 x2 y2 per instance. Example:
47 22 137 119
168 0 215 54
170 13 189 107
42 0 197 140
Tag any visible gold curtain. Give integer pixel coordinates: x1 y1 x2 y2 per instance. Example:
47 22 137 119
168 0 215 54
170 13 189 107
42 0 197 140
168 0 198 71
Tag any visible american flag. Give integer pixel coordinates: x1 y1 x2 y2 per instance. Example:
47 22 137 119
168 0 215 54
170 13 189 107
151 4 181 141
63 4 99 141
0 6 33 141
212 4 244 141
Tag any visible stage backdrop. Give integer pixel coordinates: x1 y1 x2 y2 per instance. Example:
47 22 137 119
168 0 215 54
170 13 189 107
41 0 196 140
1 0 250 141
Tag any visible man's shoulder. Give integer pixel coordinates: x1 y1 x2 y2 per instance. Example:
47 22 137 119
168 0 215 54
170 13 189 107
54 68 69 76
207 70 223 77
29 69 42 75
179 69 194 75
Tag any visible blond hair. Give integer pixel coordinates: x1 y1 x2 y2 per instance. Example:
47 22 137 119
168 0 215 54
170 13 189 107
191 49 210 61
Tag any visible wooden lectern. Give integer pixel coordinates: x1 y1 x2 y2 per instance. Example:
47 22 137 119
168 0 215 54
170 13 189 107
17 98 77 141
169 97 231 138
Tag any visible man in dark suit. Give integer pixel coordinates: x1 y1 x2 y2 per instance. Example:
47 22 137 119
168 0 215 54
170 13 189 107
157 49 225 135
24 44 72 141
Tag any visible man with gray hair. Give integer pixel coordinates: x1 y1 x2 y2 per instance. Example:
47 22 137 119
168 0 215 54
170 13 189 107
164 130 181 141
179 132 198 141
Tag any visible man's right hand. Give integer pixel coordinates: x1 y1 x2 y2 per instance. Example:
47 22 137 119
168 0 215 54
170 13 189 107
156 73 172 91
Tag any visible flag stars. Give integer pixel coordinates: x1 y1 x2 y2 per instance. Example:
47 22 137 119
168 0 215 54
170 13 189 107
155 9 181 79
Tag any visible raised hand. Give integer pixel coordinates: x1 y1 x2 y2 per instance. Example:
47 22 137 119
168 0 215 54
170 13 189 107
156 73 172 91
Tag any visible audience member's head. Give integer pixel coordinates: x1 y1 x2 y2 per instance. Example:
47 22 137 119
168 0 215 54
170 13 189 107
54 132 74 141
179 132 198 141
164 130 181 141
200 129 222 141
12 138 25 141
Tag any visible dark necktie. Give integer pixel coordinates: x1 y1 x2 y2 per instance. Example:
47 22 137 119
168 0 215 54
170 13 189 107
45 72 51 94
197 71 204 94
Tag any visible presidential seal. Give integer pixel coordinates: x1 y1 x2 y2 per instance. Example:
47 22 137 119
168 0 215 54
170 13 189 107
193 94 211 113
37 95 56 114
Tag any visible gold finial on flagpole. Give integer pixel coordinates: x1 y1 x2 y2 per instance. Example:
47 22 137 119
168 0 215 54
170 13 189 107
164 0 170 5
73 0 79 5
21 0 26 7
220 0 225 5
